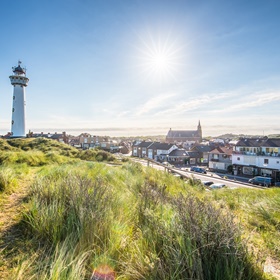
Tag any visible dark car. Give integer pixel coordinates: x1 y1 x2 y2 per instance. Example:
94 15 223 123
190 166 207 174
202 181 214 186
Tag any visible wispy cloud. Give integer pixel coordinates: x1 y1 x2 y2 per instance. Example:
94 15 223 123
135 92 177 115
117 110 130 117
213 91 280 113
154 92 231 116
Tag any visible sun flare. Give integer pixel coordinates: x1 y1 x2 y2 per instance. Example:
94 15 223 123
150 52 170 71
135 31 183 83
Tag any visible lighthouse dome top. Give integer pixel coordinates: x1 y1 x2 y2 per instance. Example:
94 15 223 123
12 61 26 75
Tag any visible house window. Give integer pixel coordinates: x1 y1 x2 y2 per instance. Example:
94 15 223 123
237 157 240 161
264 159 269 164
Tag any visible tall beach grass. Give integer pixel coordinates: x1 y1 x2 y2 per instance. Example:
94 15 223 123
15 162 265 279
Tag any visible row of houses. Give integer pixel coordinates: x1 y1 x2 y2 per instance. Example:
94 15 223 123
232 137 280 181
132 141 212 165
5 131 131 154
132 137 280 182
68 133 130 154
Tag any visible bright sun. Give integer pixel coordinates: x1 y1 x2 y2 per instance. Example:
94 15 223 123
151 53 169 70
135 31 183 83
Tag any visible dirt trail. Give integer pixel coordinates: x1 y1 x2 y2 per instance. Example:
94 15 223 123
0 172 35 279
264 257 280 279
0 191 27 233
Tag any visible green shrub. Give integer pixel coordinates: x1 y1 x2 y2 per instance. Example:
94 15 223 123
0 167 18 192
24 169 113 247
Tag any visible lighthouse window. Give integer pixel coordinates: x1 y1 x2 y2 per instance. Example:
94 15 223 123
12 108 15 112
12 120 14 125
13 96 15 100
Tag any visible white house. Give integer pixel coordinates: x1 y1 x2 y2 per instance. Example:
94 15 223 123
232 137 280 181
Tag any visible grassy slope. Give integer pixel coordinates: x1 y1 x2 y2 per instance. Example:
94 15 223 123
0 138 279 279
0 138 116 166
212 188 280 261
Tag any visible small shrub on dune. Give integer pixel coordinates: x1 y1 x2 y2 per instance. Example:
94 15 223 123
95 150 116 162
7 138 25 149
24 171 114 248
0 139 18 151
78 149 116 162
121 157 129 162
0 151 19 165
45 151 78 164
0 167 18 192
78 149 97 161
16 151 47 166
61 148 79 158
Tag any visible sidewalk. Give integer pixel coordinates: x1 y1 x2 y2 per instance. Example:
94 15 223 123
211 172 250 183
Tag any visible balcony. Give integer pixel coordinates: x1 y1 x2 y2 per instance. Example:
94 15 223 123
233 151 280 157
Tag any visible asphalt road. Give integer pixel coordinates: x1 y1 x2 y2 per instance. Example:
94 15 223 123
131 158 261 190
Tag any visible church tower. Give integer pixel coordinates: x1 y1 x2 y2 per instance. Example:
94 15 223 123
9 61 29 137
197 120 202 142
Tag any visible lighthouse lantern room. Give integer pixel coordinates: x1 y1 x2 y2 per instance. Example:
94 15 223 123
9 61 29 138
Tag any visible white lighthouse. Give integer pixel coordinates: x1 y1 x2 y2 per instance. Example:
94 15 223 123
9 61 29 138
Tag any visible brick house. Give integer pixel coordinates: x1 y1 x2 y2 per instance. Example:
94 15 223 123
191 144 213 164
208 146 233 172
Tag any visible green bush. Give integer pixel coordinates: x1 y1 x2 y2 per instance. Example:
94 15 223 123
24 168 113 247
0 167 18 192
77 149 116 162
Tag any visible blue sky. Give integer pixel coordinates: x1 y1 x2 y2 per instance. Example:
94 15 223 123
0 0 280 136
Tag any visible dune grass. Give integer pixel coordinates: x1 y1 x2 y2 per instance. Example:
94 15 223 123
11 162 265 279
0 138 277 279
0 138 116 166
211 187 280 265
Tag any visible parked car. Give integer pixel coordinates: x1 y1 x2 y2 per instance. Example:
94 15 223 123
209 183 226 189
172 173 185 180
248 176 274 187
190 166 207 174
202 181 214 186
162 161 174 167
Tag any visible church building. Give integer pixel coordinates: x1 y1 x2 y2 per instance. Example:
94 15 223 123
166 121 202 143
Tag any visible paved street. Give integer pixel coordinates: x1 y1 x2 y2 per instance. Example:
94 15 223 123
131 158 262 190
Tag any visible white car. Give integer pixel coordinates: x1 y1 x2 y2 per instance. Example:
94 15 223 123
209 183 226 189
